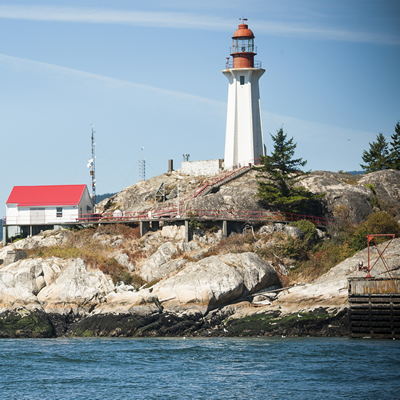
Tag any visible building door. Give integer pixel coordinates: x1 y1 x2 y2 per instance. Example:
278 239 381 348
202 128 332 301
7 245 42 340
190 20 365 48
30 208 45 224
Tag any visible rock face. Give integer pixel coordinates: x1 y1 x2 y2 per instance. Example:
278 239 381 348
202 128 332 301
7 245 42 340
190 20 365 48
272 238 400 313
0 258 46 306
0 237 282 337
358 169 400 209
37 258 114 315
1 169 399 338
153 253 281 312
260 223 304 239
95 169 399 224
301 173 374 222
0 230 72 262
3 250 28 266
1 234 399 338
138 242 179 282
302 170 400 221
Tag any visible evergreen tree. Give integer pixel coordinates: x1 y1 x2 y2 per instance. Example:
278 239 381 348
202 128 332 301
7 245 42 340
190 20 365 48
360 133 390 172
389 121 400 170
256 128 323 213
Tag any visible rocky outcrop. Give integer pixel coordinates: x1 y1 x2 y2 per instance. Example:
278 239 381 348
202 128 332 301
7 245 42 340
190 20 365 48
110 250 135 272
0 237 282 337
95 169 400 224
1 168 399 338
160 225 186 240
3 250 28 266
301 173 374 222
303 170 400 221
1 235 399 338
153 253 281 313
220 238 400 338
0 258 47 306
260 223 304 239
138 242 179 282
357 169 400 209
0 230 72 262
97 172 205 213
37 258 114 315
0 305 55 338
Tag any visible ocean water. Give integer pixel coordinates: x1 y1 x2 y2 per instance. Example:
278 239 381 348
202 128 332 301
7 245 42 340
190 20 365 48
0 337 399 399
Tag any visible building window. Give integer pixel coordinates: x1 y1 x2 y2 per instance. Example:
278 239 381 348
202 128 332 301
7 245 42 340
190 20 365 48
240 76 245 85
56 207 62 218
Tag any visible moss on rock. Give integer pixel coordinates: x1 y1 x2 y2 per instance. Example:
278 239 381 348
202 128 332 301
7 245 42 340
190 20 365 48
224 308 349 337
0 308 55 338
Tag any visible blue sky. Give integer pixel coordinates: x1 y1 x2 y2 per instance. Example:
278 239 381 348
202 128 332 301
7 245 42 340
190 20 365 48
1 0 399 212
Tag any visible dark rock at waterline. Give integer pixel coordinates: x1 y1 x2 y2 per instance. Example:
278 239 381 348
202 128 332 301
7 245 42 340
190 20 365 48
66 311 163 337
222 308 350 338
0 308 55 338
0 305 350 338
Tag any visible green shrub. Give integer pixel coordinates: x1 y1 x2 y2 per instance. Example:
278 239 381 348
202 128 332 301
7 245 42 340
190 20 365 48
364 183 376 194
189 219 203 229
289 220 316 243
364 211 400 236
131 274 146 288
350 226 369 252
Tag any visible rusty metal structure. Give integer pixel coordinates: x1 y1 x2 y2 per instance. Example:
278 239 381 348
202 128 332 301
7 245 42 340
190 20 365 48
349 234 399 338
358 234 396 278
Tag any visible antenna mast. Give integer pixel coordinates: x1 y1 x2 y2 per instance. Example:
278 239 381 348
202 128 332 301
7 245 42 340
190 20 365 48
87 124 96 210
139 147 146 181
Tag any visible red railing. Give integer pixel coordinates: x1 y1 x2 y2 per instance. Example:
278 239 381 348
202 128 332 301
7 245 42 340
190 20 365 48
3 209 330 226
75 209 330 226
224 60 262 69
185 165 251 201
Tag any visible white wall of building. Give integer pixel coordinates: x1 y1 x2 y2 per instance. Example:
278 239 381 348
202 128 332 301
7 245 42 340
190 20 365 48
180 159 223 176
78 186 94 215
223 68 265 169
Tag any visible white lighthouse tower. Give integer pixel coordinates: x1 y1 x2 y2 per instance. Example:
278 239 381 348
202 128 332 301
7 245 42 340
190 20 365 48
223 19 265 169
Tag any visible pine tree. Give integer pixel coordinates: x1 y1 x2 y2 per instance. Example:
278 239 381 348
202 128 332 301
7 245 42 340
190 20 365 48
360 133 390 172
255 128 323 213
389 121 400 170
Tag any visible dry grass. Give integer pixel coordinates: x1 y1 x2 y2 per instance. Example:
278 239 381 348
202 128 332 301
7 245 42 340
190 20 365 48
340 177 359 185
205 232 259 256
96 224 140 239
27 225 143 284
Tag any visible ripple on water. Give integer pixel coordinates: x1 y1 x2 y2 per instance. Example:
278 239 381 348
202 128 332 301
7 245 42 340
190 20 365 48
0 337 399 399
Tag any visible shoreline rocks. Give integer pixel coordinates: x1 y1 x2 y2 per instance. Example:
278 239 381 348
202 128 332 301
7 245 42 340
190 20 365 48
1 168 399 338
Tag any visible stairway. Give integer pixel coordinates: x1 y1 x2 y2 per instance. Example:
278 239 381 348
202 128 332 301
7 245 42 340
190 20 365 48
186 165 251 201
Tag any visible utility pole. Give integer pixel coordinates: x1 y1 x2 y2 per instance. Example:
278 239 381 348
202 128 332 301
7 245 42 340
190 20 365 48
87 124 96 210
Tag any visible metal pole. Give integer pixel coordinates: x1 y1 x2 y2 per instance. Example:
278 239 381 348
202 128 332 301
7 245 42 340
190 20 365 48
177 169 180 218
90 124 96 211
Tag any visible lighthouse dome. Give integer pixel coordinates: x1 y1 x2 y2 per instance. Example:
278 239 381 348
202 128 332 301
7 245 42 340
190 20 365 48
232 22 255 39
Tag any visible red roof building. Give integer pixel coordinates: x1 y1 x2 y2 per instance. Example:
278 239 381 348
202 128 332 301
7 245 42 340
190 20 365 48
6 185 88 207
5 185 93 231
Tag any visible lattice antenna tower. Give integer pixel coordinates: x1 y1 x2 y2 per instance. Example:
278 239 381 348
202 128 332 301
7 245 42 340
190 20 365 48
139 147 146 181
87 124 96 209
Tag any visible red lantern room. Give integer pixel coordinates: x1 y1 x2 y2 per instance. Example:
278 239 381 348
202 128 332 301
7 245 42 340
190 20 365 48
230 19 256 68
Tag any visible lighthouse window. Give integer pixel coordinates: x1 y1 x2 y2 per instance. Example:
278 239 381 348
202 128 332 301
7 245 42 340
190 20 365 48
240 76 245 85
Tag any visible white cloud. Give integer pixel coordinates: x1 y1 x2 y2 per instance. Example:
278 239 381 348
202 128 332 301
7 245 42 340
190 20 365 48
0 5 398 45
0 53 223 107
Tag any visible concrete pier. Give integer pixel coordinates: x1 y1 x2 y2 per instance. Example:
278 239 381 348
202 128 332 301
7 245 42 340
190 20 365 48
140 221 151 237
